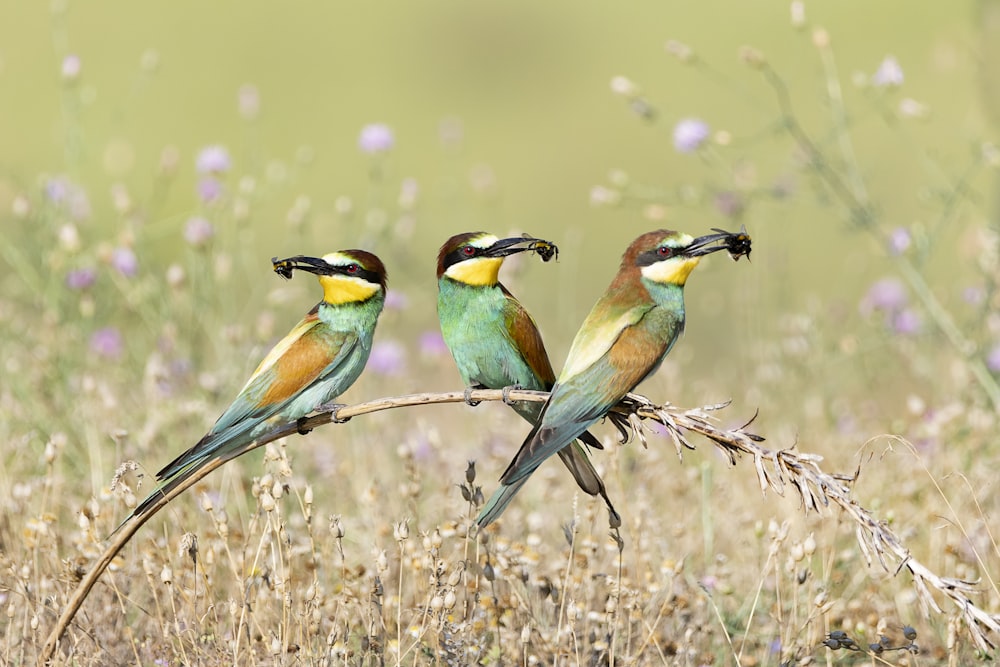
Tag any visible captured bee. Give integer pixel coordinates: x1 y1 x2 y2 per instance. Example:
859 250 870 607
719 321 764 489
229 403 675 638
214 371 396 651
272 257 296 279
522 235 559 262
711 225 752 261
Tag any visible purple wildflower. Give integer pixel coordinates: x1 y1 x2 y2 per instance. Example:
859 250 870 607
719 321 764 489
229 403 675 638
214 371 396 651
358 124 394 154
872 56 904 88
860 278 907 315
987 344 1000 372
197 177 223 203
963 286 986 305
713 191 744 218
183 217 215 247
111 247 138 278
418 331 449 357
892 308 921 335
61 54 81 81
66 267 97 290
44 177 70 204
90 327 124 360
367 340 406 376
888 227 911 255
673 118 710 153
384 290 409 310
195 145 231 174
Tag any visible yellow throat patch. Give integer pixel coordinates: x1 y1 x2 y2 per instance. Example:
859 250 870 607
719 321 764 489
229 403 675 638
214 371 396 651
319 274 380 304
445 256 504 287
640 256 702 286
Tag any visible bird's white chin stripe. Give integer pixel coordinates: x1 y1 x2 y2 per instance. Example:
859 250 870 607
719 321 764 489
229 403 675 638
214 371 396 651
640 256 701 285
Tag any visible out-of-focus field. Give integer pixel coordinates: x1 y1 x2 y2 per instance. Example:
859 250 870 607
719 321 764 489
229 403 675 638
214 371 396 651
2 0 1000 664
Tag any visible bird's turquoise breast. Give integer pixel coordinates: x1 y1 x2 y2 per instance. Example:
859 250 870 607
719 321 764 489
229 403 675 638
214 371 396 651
438 279 544 391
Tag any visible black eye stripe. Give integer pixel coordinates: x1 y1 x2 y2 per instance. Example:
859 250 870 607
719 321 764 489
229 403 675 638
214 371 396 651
336 263 380 284
443 246 482 270
636 247 675 266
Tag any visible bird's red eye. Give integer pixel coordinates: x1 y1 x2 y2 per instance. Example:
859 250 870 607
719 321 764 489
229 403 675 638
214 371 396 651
347 263 360 274
657 246 672 257
462 246 475 256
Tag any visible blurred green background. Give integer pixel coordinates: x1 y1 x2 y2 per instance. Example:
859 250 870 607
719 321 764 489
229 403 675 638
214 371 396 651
0 0 995 424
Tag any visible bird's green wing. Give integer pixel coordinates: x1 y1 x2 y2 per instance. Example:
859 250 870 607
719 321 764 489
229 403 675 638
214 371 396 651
500 310 673 487
210 313 358 434
155 315 360 482
558 300 652 382
499 283 557 386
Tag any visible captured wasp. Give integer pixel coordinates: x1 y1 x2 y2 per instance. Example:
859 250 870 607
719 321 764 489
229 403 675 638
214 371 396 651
271 257 296 279
710 224 752 261
521 235 559 262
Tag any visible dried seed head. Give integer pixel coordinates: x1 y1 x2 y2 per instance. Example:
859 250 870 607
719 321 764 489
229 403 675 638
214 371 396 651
443 590 456 609
394 519 410 542
44 440 58 464
803 532 816 556
304 485 313 506
259 490 275 512
331 515 345 539
375 549 388 574
430 595 443 611
609 76 638 98
739 46 765 68
160 564 172 585
179 533 198 560
465 460 476 484
790 1 805 28
903 625 917 641
812 27 830 49
200 493 214 513
664 40 694 63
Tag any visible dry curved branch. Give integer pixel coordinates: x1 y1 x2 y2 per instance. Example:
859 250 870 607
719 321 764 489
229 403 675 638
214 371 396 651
39 389 1000 664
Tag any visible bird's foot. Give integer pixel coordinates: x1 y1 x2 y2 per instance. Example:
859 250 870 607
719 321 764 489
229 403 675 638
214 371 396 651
317 402 352 424
464 386 482 407
501 384 524 406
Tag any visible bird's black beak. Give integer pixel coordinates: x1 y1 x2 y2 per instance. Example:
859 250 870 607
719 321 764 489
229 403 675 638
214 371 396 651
488 235 559 262
272 255 334 279
684 226 752 260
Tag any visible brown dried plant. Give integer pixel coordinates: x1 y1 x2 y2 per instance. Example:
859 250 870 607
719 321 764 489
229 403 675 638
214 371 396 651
38 388 1000 664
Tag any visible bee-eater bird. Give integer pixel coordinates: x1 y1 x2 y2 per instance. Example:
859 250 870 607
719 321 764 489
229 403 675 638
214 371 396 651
437 232 619 525
477 228 749 527
119 250 387 528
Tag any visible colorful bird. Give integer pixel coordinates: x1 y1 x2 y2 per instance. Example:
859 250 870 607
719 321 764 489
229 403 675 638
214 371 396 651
477 228 750 527
118 250 387 529
437 232 619 525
